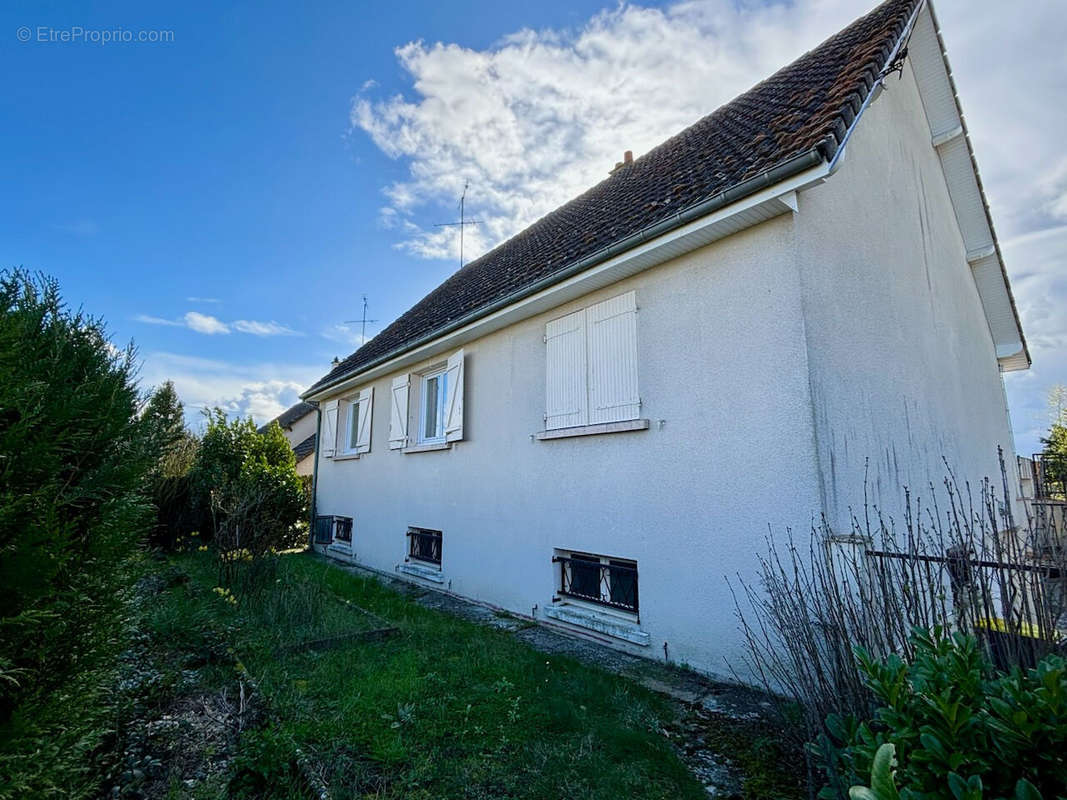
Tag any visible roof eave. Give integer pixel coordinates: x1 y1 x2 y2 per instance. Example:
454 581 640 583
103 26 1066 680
302 147 828 400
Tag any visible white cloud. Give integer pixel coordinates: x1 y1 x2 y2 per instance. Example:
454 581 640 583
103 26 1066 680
134 313 183 327
139 351 325 428
183 311 230 335
232 319 303 337
351 0 1067 457
321 323 369 349
135 311 303 337
53 220 99 237
351 0 866 262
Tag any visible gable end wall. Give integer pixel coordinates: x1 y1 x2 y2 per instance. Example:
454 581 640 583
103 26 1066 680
794 55 1018 533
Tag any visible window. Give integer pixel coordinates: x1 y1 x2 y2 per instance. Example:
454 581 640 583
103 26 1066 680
346 400 360 451
389 349 465 450
326 387 374 458
545 291 639 430
555 551 638 614
418 367 448 444
314 515 353 546
407 527 442 566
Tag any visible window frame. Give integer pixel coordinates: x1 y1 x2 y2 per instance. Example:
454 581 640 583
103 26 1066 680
416 366 449 445
339 395 360 456
554 550 639 617
406 526 442 566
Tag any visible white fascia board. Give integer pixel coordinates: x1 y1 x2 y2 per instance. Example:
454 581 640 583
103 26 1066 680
912 1 1029 370
306 163 827 401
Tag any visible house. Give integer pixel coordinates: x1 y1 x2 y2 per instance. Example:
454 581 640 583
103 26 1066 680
260 401 317 476
301 0 1029 678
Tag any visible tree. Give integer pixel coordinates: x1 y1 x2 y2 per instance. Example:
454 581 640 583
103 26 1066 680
0 269 151 716
1041 385 1067 498
191 411 305 586
142 381 201 548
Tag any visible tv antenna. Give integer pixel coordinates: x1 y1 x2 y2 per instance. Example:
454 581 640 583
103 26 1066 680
434 180 481 268
344 295 379 342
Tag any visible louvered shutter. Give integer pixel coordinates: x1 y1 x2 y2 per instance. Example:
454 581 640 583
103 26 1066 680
355 387 373 454
321 399 339 458
389 374 409 449
444 349 465 442
587 291 640 424
545 309 588 430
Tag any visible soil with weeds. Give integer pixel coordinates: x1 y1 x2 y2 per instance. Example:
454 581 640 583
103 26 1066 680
106 564 265 799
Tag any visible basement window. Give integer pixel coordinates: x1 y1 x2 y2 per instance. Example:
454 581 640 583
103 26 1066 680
407 526 442 566
554 551 638 614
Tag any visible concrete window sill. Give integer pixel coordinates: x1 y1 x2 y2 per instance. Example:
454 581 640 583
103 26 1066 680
535 418 649 441
399 562 445 583
402 441 452 454
543 603 650 646
332 452 360 462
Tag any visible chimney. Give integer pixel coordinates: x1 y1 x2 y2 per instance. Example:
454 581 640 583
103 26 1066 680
610 150 634 175
331 356 340 367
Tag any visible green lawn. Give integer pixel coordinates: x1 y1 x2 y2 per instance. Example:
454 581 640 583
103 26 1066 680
149 552 706 799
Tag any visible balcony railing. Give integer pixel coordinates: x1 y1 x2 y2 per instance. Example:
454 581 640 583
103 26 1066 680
407 527 442 565
554 554 638 614
314 515 352 545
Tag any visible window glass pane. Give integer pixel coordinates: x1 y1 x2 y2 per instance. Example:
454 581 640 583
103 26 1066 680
569 555 601 600
609 560 637 609
423 375 439 439
348 402 359 450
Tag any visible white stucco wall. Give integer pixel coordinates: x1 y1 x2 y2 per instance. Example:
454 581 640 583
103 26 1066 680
314 215 824 679
311 53 1021 680
280 412 317 476
793 59 1019 534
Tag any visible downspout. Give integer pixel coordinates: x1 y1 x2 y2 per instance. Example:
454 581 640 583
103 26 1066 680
304 148 825 400
308 402 321 549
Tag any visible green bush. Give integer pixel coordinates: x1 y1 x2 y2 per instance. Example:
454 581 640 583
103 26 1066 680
820 628 1067 800
0 270 152 797
192 411 306 586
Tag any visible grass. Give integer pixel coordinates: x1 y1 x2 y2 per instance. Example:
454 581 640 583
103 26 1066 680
155 551 707 799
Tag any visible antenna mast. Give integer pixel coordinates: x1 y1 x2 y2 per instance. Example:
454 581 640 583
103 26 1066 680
434 180 481 268
343 294 379 342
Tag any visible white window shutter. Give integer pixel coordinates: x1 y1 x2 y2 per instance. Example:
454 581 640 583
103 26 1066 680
389 374 409 449
587 291 640 424
444 349 465 442
545 309 588 430
355 386 373 454
321 399 339 458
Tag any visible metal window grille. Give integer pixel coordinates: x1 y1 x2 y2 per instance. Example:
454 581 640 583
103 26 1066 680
407 527 442 565
314 515 352 544
554 553 638 613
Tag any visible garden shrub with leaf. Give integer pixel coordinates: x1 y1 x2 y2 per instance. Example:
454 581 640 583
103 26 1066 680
820 628 1067 800
0 270 152 798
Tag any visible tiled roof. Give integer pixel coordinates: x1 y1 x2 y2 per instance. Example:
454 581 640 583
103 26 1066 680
259 400 316 433
307 0 917 396
293 432 317 462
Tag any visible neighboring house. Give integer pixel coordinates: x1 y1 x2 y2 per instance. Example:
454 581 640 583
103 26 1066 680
301 0 1029 678
260 401 317 476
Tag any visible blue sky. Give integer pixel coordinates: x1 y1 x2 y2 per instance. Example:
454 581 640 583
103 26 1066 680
2 0 1065 457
